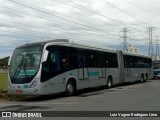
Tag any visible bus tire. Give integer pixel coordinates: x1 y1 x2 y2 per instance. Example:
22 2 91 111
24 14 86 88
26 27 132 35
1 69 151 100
145 73 148 81
66 81 75 96
107 77 112 89
140 74 144 83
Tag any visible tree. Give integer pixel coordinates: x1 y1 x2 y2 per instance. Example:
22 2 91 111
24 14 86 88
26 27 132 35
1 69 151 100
0 56 10 69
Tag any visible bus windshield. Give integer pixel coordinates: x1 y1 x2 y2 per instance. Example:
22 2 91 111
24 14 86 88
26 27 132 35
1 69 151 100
9 46 43 84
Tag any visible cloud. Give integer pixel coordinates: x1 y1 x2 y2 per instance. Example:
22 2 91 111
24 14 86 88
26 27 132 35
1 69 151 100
0 0 159 58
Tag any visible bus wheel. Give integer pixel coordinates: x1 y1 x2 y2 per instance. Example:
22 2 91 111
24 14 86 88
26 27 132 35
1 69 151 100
107 77 112 89
145 74 148 81
140 75 144 83
66 81 75 96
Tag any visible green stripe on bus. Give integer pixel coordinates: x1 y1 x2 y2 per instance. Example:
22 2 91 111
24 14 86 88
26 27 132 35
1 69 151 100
23 85 28 89
88 72 99 76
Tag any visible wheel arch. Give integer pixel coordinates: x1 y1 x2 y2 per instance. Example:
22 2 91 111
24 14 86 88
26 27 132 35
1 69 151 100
141 73 144 78
145 73 148 79
107 75 113 83
66 77 77 90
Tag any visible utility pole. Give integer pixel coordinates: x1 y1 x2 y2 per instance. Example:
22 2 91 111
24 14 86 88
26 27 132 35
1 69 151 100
145 27 155 58
120 27 130 51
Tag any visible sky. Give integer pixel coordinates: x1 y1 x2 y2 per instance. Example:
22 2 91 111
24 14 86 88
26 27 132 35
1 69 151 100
0 0 160 58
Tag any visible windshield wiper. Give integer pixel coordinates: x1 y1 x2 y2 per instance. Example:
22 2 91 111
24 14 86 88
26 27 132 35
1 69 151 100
11 56 24 83
23 52 29 81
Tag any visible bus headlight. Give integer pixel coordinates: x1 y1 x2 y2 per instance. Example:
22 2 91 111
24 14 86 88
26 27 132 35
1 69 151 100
29 78 39 88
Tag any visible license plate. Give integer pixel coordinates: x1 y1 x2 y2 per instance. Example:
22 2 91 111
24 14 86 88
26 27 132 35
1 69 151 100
16 90 22 94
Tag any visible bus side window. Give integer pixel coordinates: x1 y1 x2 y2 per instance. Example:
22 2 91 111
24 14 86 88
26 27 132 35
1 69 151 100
49 52 61 72
62 47 76 71
42 54 50 72
88 50 97 67
62 54 70 70
97 52 105 67
105 52 118 68
43 52 61 72
77 51 87 68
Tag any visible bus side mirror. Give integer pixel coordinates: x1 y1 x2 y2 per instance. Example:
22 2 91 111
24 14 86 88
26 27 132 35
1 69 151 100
8 55 12 66
42 50 49 62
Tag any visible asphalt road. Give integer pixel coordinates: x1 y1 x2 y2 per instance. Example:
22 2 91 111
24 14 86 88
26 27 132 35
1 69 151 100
0 79 160 120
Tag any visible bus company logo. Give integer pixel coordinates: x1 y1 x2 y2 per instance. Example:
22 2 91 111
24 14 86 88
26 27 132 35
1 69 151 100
2 112 11 117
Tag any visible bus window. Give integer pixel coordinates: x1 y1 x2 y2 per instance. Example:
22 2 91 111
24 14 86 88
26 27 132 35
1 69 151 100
106 53 118 68
87 50 97 67
50 52 61 72
77 51 87 68
97 52 105 67
62 54 70 70
62 47 76 71
43 52 61 72
41 46 62 82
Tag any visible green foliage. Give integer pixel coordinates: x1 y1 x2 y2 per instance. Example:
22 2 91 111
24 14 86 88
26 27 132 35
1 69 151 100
0 56 10 68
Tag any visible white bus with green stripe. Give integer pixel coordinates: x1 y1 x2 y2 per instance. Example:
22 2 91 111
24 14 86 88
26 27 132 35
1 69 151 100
8 39 153 96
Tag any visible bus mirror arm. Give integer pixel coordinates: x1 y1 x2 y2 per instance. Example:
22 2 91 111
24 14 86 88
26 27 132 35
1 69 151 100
42 50 49 62
8 55 12 66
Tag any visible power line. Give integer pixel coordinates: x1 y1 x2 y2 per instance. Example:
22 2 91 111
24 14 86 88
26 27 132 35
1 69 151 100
62 0 149 32
125 0 157 15
54 0 121 26
0 24 121 44
102 0 151 31
0 3 123 39
0 5 122 40
0 4 103 35
108 0 153 26
1 0 155 53
7 0 120 37
0 21 121 42
51 0 146 33
0 4 95 31
67 0 128 26
103 0 137 18
4 0 147 39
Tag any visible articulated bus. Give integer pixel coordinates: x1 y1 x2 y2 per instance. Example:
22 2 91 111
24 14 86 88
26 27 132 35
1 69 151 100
8 39 153 96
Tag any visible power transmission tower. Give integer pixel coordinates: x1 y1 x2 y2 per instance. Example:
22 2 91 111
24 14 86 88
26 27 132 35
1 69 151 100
154 36 160 60
120 27 131 51
145 27 155 58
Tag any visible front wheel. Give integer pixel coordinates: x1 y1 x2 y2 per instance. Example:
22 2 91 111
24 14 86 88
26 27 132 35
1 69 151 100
66 81 75 96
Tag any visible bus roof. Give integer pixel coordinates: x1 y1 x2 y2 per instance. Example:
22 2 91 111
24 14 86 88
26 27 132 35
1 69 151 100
122 51 151 59
16 39 69 49
15 39 151 59
153 60 160 63
16 39 117 53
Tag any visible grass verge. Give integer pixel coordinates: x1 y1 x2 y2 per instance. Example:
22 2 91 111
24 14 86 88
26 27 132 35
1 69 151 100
0 73 8 90
0 89 28 102
0 73 26 102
